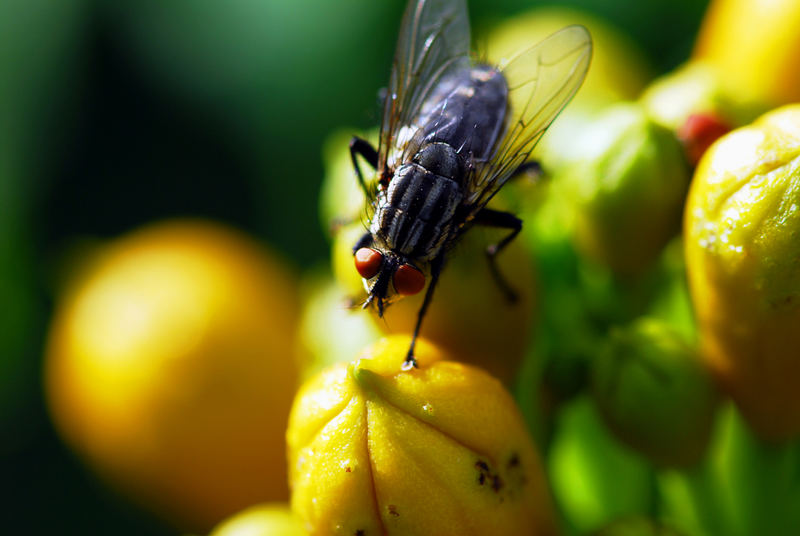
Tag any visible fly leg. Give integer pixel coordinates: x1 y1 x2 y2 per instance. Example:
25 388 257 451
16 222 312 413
402 253 446 371
328 137 379 234
473 207 522 303
352 230 373 254
349 136 378 197
471 160 539 299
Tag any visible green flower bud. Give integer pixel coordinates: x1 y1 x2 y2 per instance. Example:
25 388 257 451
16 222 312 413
591 318 718 467
560 103 690 275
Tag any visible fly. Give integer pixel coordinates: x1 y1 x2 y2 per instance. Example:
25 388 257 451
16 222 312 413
349 0 592 369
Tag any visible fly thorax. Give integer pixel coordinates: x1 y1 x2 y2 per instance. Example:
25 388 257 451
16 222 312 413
413 142 464 180
374 161 462 259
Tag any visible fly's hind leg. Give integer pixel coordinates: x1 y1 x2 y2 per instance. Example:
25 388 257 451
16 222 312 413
473 207 522 304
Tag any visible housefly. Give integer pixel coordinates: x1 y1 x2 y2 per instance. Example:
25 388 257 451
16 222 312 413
349 0 592 369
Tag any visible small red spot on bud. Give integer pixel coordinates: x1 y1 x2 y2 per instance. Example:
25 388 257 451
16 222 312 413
393 264 425 295
678 113 732 166
355 248 383 279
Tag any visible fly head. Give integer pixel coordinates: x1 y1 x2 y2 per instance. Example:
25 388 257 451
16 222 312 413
354 245 426 316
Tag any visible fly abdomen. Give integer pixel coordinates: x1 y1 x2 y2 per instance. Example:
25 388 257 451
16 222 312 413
417 65 508 163
373 161 462 259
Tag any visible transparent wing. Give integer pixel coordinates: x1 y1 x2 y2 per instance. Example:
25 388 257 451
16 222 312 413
377 0 471 180
465 25 592 210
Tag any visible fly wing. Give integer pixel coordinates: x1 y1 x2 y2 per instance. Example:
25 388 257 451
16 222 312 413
377 0 471 180
464 25 592 211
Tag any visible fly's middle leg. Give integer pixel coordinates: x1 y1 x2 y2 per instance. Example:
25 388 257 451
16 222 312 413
473 207 522 303
349 136 378 197
328 137 380 234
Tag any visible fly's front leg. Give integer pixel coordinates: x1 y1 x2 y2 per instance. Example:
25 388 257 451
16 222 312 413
473 207 522 303
402 253 446 371
349 136 378 197
352 230 373 255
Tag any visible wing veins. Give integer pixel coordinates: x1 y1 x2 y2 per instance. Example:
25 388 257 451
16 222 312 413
463 25 591 211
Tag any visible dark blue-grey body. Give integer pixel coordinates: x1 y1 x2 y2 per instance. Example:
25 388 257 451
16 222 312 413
370 64 509 262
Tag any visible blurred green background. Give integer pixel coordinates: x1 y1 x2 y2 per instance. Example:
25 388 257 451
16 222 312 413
1 0 707 533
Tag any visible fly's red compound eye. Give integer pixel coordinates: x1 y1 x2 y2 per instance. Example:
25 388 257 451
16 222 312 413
393 264 425 295
354 248 383 279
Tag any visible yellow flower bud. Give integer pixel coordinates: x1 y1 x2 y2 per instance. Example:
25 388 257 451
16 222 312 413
685 104 800 440
287 336 557 535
